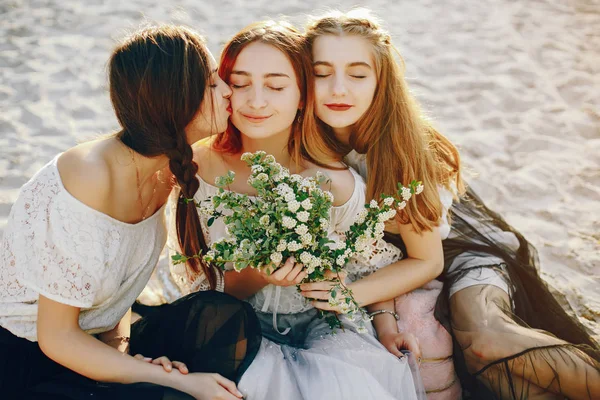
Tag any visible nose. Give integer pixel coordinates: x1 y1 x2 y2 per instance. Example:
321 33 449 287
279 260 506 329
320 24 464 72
248 86 267 109
222 82 232 99
332 75 347 97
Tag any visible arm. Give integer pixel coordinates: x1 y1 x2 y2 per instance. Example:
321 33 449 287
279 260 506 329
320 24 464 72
98 308 131 353
368 299 421 360
301 222 443 308
348 223 443 306
37 296 243 399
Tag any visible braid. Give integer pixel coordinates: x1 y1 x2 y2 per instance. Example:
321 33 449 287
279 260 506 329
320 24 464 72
168 132 218 289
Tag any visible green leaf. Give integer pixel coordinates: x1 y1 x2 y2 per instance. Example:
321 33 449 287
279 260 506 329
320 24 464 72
207 217 215 227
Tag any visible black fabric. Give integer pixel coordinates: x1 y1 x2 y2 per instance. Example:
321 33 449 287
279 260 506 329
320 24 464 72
384 186 600 399
0 290 261 400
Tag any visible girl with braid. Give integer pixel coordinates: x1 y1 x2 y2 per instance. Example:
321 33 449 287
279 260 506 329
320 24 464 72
300 8 600 400
0 25 260 400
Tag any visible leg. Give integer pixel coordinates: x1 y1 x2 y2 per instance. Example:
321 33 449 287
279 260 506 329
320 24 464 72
130 290 261 381
450 284 600 399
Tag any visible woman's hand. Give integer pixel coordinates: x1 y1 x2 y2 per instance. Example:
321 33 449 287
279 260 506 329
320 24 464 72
258 257 307 287
172 372 244 400
133 354 188 374
300 270 349 313
378 332 421 360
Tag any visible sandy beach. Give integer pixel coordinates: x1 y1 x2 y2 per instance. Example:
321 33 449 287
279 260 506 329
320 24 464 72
1 0 598 339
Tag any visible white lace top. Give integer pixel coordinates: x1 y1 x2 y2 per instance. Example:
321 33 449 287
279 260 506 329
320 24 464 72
170 168 395 315
0 155 168 341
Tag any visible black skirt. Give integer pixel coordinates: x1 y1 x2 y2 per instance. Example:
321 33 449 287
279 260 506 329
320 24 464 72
385 187 600 399
0 290 261 400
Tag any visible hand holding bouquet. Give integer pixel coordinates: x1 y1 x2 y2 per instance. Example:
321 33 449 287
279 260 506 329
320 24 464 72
173 151 423 331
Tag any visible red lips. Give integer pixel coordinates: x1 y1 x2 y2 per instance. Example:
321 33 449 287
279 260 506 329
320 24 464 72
325 103 353 111
241 112 271 122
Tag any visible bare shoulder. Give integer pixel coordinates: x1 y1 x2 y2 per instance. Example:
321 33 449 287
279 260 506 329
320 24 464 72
56 141 111 210
303 161 356 207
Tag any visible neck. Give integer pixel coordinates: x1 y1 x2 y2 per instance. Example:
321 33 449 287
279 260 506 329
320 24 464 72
332 125 353 146
240 128 293 168
115 137 170 184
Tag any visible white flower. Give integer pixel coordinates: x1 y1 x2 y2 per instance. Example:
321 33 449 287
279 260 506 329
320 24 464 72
264 155 276 164
276 183 292 194
323 191 334 202
297 211 310 222
301 199 313 210
336 255 346 266
415 184 424 194
255 150 267 157
397 201 407 210
386 209 397 219
251 165 264 174
204 250 216 262
299 252 312 264
256 173 268 182
401 187 412 201
383 197 395 207
287 200 301 213
282 216 297 229
276 239 288 252
354 209 368 224
300 233 313 245
374 222 385 235
270 252 283 265
357 325 369 334
287 241 302 252
284 192 296 202
295 224 309 236
319 218 329 230
306 264 316 274
259 215 270 226
241 152 253 161
369 199 379 209
290 174 302 183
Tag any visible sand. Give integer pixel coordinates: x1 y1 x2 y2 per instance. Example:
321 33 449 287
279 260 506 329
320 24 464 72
1 0 598 339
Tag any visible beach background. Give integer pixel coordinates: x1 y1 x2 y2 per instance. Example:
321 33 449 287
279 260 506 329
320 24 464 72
1 0 598 339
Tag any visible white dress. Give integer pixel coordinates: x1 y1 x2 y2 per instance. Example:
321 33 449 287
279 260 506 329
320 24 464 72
0 154 168 342
174 168 424 400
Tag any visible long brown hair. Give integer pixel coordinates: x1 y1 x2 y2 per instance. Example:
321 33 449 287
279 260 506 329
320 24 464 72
108 24 218 289
214 20 337 167
305 9 465 233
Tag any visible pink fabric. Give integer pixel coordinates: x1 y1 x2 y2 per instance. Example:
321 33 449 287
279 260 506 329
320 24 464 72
395 280 462 399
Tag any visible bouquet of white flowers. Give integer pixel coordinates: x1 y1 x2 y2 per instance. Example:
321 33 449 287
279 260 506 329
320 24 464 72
173 151 423 331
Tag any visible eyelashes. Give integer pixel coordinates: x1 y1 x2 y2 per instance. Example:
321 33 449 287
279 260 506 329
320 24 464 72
313 73 367 79
231 84 285 91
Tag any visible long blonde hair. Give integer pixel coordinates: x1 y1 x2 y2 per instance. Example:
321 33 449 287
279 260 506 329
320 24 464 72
305 9 465 233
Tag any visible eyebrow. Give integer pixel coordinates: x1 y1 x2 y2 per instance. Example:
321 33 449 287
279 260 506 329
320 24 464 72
230 70 291 78
313 61 372 69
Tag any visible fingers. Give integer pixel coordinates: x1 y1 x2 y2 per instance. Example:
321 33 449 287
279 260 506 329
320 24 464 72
293 270 308 284
213 374 243 398
299 281 334 292
323 270 347 281
171 360 189 374
398 334 421 361
133 354 152 362
301 290 329 300
385 341 403 357
152 356 173 372
271 257 295 280
311 300 336 312
284 262 304 282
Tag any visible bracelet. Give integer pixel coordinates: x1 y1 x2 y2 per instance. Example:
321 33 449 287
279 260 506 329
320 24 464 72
368 309 399 320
